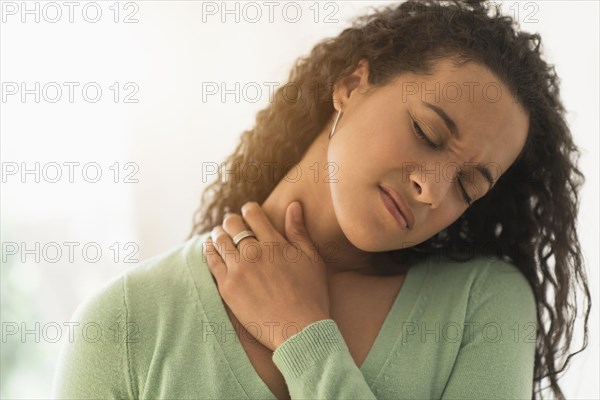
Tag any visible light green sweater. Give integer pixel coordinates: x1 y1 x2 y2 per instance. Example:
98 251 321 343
52 231 537 399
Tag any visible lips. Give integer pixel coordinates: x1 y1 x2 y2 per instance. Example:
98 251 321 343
378 184 415 229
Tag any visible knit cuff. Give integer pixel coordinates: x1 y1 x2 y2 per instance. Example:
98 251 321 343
272 319 347 380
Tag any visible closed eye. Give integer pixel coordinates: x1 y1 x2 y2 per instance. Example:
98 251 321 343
410 117 473 206
412 119 439 150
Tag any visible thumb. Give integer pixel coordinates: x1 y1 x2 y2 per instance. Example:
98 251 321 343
285 201 305 238
285 201 316 257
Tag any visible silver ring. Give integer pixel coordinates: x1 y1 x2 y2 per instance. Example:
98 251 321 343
232 230 257 248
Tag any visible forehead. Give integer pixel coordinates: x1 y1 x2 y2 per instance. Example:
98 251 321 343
389 58 530 179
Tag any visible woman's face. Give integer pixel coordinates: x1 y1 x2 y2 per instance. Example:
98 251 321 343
328 57 529 252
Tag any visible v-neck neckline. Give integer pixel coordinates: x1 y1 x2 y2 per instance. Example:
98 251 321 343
186 232 430 399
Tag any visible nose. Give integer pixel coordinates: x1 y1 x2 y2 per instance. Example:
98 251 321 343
409 168 455 208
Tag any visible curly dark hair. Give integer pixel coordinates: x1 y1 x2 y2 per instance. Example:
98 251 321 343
188 1 591 398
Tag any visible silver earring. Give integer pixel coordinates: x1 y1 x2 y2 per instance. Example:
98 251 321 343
329 108 343 140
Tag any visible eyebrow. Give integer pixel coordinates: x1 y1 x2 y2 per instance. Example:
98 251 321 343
422 101 496 190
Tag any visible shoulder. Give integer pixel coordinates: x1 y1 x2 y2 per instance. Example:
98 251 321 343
434 256 538 398
471 257 537 325
52 234 210 397
425 254 536 323
69 233 208 340
473 257 534 300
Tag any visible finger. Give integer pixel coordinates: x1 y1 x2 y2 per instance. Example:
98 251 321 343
284 201 319 263
222 212 259 246
222 212 262 263
210 225 240 266
240 201 283 242
203 238 227 284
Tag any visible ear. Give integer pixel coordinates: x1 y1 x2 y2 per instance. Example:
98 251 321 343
332 58 370 112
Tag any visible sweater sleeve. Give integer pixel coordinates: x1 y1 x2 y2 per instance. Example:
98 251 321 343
440 259 538 399
51 275 136 399
272 318 377 400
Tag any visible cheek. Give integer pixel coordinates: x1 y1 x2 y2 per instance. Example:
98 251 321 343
376 118 425 169
326 145 379 247
327 114 415 193
326 145 397 251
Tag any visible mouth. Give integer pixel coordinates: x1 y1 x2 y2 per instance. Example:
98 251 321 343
378 184 415 229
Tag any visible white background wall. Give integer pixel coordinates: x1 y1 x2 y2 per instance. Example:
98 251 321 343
1 1 598 398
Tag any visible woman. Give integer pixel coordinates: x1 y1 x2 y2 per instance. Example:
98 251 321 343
52 1 591 399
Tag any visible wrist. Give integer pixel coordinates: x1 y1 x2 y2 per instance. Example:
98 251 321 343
272 314 331 351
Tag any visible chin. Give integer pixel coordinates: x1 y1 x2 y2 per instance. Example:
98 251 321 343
330 190 393 252
343 224 385 251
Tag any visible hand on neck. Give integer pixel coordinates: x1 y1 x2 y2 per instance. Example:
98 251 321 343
260 128 383 278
